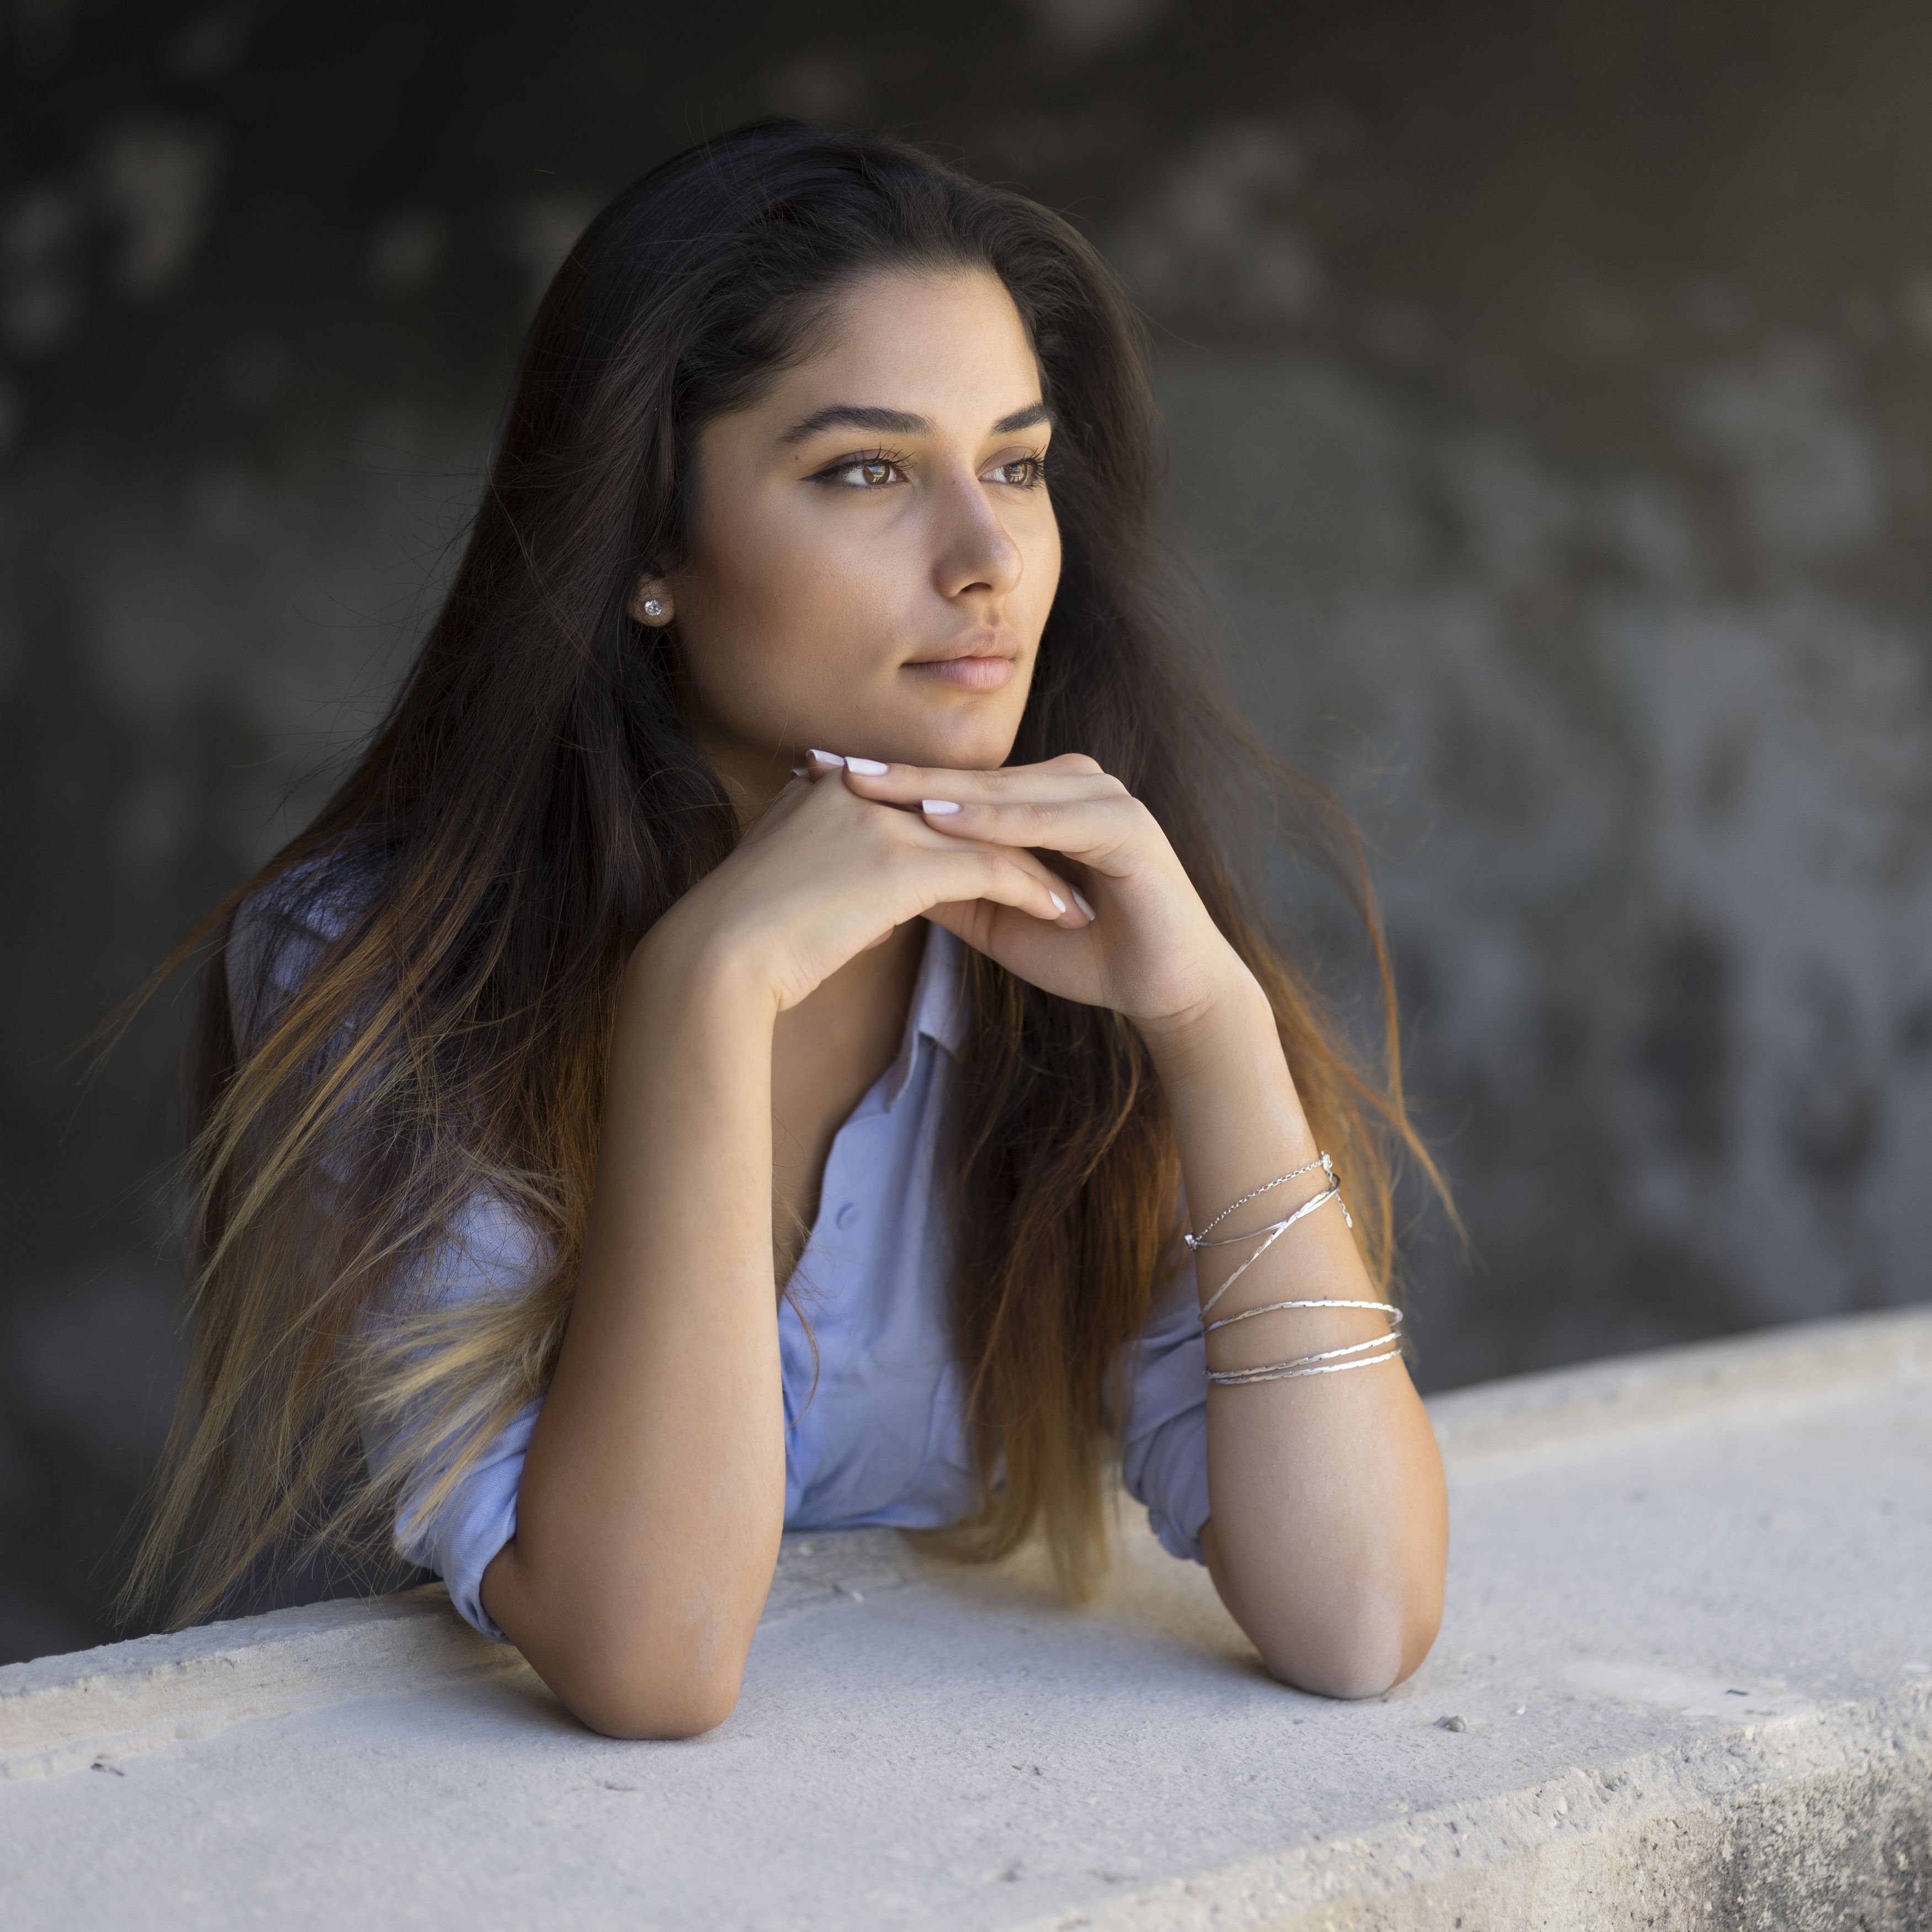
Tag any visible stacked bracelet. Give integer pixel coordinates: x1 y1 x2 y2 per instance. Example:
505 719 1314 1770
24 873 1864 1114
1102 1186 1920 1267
1207 1331 1404 1385
1185 1153 1404 1387
1188 1176 1352 1319
1206 1295 1404 1336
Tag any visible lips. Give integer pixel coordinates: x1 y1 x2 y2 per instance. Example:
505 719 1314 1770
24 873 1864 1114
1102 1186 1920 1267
904 645 1016 692
903 629 1018 667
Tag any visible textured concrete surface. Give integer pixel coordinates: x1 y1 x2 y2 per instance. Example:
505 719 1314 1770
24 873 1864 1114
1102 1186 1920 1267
3 1309 1927 1929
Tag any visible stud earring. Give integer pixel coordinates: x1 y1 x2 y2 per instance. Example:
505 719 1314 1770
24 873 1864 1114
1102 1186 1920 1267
641 598 666 620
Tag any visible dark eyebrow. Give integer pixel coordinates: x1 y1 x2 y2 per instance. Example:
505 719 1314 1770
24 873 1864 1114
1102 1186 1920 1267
779 401 1053 445
991 402 1053 434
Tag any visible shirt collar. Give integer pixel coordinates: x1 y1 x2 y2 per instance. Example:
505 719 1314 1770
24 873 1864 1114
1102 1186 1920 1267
912 917 968 1055
882 918 968 1108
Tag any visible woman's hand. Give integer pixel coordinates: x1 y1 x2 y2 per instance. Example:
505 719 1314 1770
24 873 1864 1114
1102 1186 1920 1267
806 750 1257 1039
646 752 1097 1016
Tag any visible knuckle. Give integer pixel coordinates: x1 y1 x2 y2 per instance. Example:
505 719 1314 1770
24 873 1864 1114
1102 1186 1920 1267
867 810 912 857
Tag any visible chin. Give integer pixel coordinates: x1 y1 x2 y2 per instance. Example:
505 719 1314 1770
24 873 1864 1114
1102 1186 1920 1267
893 718 1023 770
894 693 1031 766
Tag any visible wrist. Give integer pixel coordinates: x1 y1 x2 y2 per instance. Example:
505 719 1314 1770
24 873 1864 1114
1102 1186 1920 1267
625 910 781 1036
1134 956 1271 1071
1140 967 1318 1161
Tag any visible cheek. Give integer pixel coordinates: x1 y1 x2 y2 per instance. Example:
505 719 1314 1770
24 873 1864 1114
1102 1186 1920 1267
678 503 906 737
700 493 896 647
1022 509 1064 631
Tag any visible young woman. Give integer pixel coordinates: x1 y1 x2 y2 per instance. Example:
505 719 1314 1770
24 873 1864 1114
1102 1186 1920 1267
127 121 1448 1739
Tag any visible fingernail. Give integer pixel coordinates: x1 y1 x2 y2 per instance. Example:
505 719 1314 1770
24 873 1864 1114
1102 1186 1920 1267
845 755 888 775
1071 887 1095 920
790 766 808 777
1049 891 1066 914
921 798 960 815
809 749 846 766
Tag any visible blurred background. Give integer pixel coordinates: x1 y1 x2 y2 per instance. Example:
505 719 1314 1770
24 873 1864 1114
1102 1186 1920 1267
4 0 1930 1665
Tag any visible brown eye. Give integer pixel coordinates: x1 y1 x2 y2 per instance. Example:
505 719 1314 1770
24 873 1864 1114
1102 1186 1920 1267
990 456 1045 487
820 455 904 488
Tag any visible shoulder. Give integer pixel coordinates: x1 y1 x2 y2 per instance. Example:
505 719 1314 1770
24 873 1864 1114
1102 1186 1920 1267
226 841 390 1053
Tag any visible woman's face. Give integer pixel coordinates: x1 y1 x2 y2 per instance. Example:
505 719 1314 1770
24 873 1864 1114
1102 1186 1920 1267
656 266 1061 798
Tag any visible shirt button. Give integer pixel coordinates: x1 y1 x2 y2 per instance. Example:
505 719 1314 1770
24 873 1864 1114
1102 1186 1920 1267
834 1201 861 1230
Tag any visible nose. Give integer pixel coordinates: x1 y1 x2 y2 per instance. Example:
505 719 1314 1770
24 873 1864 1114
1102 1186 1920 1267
929 464 1023 602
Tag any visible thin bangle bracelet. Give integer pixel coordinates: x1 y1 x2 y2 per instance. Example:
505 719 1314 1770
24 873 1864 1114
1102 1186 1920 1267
1204 1295 1404 1335
1208 1337 1405 1386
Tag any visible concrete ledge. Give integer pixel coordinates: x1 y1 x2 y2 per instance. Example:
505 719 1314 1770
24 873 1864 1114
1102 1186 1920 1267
3 1307 1929 1929
1426 1303 1932 1461
0 1528 926 1784
0 1589 512 1784
1026 1686 1932 1929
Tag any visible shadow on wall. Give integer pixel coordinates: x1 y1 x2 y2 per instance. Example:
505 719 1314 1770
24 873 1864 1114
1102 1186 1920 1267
4 0 1932 1661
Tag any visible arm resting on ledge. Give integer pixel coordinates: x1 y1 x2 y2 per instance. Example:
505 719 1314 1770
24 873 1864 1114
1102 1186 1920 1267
1143 974 1448 1700
478 928 788 1739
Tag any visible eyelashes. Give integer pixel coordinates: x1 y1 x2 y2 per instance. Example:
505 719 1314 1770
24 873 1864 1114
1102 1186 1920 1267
809 447 1051 490
990 453 1050 489
811 448 914 489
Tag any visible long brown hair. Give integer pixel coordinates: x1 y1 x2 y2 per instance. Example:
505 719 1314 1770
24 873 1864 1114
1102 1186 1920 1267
123 120 1442 1627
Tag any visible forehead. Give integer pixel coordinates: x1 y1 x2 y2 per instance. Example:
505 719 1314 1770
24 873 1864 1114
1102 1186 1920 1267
760 266 1042 427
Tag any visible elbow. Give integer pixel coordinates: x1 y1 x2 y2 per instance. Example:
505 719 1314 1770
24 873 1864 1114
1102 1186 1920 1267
512 1606 751 1740
485 1550 755 1739
1261 1635 1398 1703
558 1653 746 1740
1259 1585 1443 1703
572 1676 742 1742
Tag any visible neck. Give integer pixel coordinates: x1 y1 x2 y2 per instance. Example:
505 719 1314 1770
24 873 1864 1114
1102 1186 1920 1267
804 914 929 1033
694 721 798 834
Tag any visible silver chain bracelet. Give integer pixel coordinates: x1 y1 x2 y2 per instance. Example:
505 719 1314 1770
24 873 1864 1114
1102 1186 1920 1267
1191 1177 1351 1319
1185 1153 1397 1383
1188 1150 1334 1241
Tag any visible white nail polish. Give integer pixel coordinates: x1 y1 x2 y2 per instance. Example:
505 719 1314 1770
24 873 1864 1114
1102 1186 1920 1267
809 749 846 766
921 798 960 815
790 766 808 777
1049 891 1066 914
845 755 888 774
1071 887 1096 920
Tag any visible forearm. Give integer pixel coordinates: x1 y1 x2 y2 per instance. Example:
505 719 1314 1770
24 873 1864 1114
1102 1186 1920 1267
480 921 786 1737
1143 974 1447 1699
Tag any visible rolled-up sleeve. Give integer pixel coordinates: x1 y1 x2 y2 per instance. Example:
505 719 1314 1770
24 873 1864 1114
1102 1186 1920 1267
1117 1225 1211 1565
360 1191 552 1642
228 858 547 1642
380 1400 536 1642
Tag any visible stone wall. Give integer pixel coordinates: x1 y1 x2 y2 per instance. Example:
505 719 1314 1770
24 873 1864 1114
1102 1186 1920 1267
3 0 1930 1660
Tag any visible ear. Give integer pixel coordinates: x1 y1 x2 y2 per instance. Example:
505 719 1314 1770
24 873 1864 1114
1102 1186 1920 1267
628 574 674 626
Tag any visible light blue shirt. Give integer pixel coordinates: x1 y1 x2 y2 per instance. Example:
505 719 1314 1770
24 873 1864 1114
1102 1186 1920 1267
233 877 1213 1642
